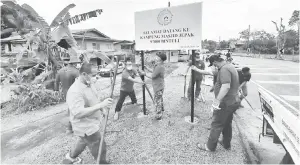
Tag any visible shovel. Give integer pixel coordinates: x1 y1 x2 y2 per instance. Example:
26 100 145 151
96 56 120 164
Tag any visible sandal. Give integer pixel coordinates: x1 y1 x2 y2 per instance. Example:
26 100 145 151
196 143 212 152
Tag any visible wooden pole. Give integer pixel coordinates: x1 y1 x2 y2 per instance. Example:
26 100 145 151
141 51 146 115
97 56 120 163
191 50 196 123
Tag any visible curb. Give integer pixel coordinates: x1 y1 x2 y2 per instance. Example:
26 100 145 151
233 114 260 164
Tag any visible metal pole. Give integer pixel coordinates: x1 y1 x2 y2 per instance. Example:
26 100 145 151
168 2 171 63
191 50 196 123
141 51 146 115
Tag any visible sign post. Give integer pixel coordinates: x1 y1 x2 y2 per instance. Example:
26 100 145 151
191 50 196 123
141 51 147 115
135 2 202 122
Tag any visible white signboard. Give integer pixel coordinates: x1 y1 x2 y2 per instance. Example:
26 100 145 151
134 2 202 50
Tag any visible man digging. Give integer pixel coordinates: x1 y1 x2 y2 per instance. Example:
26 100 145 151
185 53 205 102
54 55 80 135
140 52 166 120
114 57 145 120
63 63 113 164
192 55 240 152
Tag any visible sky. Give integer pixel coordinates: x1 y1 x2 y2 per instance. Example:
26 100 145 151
16 0 300 41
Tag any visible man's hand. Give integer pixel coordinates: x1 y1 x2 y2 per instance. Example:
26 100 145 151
101 98 113 108
190 65 196 70
211 99 221 111
210 86 214 92
139 71 146 76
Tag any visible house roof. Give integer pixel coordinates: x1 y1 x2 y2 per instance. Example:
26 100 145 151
73 35 117 42
113 40 134 45
71 28 110 39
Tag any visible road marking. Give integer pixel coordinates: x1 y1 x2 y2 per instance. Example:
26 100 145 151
252 73 299 76
250 68 284 70
280 95 300 102
251 80 298 112
255 81 299 85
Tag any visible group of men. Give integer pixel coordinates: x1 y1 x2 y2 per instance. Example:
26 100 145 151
56 50 251 163
189 53 251 151
55 52 167 164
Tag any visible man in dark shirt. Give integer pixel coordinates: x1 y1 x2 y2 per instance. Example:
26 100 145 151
141 52 166 120
114 57 144 120
237 67 251 108
55 56 80 134
185 53 205 101
192 55 240 152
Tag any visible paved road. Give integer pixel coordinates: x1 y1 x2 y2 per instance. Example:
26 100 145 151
233 56 299 112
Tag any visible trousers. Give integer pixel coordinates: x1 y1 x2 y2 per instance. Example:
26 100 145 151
206 102 240 151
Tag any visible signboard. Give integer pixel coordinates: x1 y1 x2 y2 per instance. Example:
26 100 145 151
258 88 300 164
134 2 202 50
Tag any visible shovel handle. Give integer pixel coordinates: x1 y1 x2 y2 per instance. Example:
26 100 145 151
97 57 120 163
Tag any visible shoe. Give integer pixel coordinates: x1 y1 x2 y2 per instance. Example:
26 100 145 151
196 143 213 152
114 112 119 120
62 152 83 164
218 140 231 150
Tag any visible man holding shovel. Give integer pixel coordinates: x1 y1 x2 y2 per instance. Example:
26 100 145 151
114 57 145 120
63 63 113 164
185 53 205 102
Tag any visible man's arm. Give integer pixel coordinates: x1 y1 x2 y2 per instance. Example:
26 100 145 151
191 66 213 75
67 92 111 119
127 76 144 84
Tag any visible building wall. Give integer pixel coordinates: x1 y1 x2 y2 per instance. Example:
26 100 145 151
75 39 114 52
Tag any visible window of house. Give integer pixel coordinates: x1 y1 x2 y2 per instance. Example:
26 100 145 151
92 43 97 50
97 43 100 50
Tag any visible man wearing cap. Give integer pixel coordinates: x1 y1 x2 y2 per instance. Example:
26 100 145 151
185 53 205 101
63 63 113 164
140 52 166 120
191 55 240 152
55 55 80 134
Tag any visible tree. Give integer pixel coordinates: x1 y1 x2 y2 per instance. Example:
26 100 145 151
289 10 300 55
239 29 250 40
202 39 217 52
272 18 286 59
289 10 300 26
219 40 229 49
284 30 299 54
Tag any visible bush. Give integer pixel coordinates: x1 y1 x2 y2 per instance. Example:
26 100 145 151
3 84 64 115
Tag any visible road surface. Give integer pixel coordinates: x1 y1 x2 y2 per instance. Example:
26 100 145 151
233 56 299 111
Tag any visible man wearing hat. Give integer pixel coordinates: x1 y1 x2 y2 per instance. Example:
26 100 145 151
140 52 166 120
191 55 240 152
185 53 205 101
55 55 81 134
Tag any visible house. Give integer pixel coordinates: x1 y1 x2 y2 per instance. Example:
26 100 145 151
113 40 135 53
1 35 27 54
71 28 116 52
71 28 118 66
229 40 245 52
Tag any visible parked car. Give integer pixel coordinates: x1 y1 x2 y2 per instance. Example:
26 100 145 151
98 62 125 77
178 53 190 62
